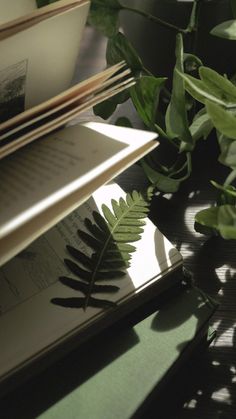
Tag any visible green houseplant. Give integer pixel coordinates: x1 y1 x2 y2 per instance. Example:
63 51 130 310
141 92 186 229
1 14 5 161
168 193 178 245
88 0 236 240
37 0 236 240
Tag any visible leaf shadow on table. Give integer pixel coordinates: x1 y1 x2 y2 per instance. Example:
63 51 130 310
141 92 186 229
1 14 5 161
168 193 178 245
142 342 236 419
148 195 236 417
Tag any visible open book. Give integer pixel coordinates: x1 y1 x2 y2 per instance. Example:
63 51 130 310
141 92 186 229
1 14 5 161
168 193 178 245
0 1 159 264
0 0 136 158
0 181 183 394
0 0 90 115
0 122 158 266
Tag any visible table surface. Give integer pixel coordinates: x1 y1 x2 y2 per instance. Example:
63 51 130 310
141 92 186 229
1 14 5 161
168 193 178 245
75 26 236 419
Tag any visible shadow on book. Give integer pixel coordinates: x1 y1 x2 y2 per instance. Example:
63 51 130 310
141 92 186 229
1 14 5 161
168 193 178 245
0 285 216 419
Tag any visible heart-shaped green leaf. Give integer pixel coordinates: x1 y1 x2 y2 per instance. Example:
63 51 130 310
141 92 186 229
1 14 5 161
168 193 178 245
200 67 236 104
130 76 166 128
88 0 122 37
218 133 236 168
206 100 236 139
195 205 236 239
189 108 213 141
106 32 143 74
211 19 236 40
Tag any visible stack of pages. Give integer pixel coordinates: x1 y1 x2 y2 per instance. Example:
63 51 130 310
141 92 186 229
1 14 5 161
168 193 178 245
0 0 217 414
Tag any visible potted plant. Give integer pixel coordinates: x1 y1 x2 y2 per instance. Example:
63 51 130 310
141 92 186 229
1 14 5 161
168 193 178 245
89 0 236 240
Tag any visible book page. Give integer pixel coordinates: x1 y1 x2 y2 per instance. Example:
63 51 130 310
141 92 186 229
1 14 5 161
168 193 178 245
0 62 126 133
0 1 90 120
0 75 134 159
0 124 126 238
0 122 158 266
0 199 92 314
0 182 182 382
0 0 36 25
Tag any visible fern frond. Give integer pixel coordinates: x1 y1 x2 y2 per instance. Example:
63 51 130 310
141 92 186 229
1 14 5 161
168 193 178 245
52 188 153 311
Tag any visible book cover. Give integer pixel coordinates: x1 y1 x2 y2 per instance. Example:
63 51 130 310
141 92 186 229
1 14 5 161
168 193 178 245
0 286 217 417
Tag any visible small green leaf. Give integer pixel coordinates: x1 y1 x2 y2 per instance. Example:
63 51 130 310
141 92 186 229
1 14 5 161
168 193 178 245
111 199 123 218
200 67 236 104
141 152 191 193
36 0 58 7
115 243 136 253
195 205 236 239
141 159 181 193
88 0 122 37
94 88 130 119
93 99 117 119
217 133 234 168
206 100 236 139
115 116 133 127
115 225 143 234
211 19 236 40
102 204 117 226
106 32 143 74
177 70 231 107
219 139 236 169
165 34 193 146
195 207 219 229
183 53 202 73
130 76 166 128
189 108 213 141
211 181 236 197
218 205 236 239
211 180 236 205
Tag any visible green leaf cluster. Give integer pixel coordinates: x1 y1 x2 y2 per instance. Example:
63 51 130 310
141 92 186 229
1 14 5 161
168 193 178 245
36 0 236 241
89 1 209 192
88 0 236 240
178 65 236 238
52 189 153 310
95 30 197 192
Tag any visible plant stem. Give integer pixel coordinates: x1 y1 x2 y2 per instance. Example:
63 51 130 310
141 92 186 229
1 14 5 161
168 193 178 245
123 5 187 34
185 0 198 33
154 123 171 141
224 169 236 186
230 0 236 18
186 0 202 55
